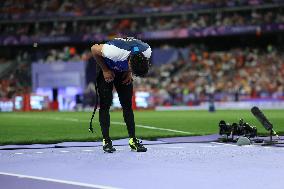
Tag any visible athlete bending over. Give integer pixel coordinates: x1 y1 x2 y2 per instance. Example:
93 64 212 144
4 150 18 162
91 37 151 153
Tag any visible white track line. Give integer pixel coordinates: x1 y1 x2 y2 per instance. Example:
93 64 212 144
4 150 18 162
210 142 237 147
264 147 272 149
0 172 121 189
3 115 192 135
210 142 225 145
59 150 69 153
241 145 252 148
201 145 219 148
225 144 238 147
35 152 43 154
211 142 259 147
165 146 184 149
14 152 23 155
110 121 192 134
82 149 94 152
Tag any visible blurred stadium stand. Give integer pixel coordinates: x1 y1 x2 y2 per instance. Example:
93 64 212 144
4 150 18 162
0 0 283 111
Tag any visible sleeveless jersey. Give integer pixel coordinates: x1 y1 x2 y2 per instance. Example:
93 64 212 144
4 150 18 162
102 37 152 72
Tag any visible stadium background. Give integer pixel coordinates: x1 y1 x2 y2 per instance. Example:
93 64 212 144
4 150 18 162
0 0 284 144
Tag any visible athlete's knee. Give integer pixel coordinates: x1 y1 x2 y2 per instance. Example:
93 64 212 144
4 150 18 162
99 104 111 111
122 105 133 113
99 95 113 109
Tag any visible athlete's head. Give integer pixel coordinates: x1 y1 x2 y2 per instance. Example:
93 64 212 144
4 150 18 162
129 47 150 77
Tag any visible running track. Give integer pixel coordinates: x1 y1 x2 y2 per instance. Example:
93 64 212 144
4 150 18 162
1 140 284 189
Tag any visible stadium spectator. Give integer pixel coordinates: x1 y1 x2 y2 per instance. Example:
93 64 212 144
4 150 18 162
135 45 284 105
1 0 283 106
0 0 275 20
1 44 283 104
1 8 283 40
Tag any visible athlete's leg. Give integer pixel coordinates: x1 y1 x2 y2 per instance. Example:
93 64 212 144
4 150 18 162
114 74 135 138
97 71 113 141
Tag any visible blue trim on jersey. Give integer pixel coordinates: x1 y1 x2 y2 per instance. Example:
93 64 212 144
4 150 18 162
104 57 129 72
106 38 149 52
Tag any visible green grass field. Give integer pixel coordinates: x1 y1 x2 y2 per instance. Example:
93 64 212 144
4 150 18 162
0 110 283 145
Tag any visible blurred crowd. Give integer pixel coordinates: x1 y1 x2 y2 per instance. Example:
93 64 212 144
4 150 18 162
1 9 284 38
0 47 89 99
1 45 283 105
135 45 284 105
33 47 91 64
1 0 283 105
0 0 278 20
0 52 31 99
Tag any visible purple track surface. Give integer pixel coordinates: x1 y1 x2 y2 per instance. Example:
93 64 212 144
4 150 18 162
1 137 284 189
0 174 101 189
0 139 166 150
158 134 220 143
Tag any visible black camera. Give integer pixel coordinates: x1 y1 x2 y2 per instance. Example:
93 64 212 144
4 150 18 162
219 119 257 141
219 120 232 137
238 119 257 138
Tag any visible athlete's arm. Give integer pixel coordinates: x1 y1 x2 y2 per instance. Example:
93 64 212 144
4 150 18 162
91 44 114 82
91 44 109 72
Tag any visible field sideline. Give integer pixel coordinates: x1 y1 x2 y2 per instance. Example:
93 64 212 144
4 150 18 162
0 109 283 145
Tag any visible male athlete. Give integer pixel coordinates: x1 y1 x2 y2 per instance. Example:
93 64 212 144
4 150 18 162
91 37 151 153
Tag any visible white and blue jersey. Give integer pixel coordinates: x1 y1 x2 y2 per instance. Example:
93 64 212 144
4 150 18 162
102 37 152 72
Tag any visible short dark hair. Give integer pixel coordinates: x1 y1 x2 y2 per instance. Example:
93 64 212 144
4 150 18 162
129 52 149 77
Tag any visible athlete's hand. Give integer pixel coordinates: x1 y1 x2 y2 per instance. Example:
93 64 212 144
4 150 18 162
122 71 133 85
103 70 115 83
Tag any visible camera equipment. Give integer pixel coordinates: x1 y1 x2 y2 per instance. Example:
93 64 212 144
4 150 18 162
219 120 232 136
251 106 273 131
219 119 257 142
238 119 257 138
251 106 281 145
231 122 243 136
219 120 233 141
231 119 257 138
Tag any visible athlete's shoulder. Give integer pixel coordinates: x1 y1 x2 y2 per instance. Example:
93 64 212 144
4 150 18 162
102 40 130 62
123 37 152 58
106 38 130 50
109 37 150 49
103 37 152 59
133 38 150 47
131 38 152 59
